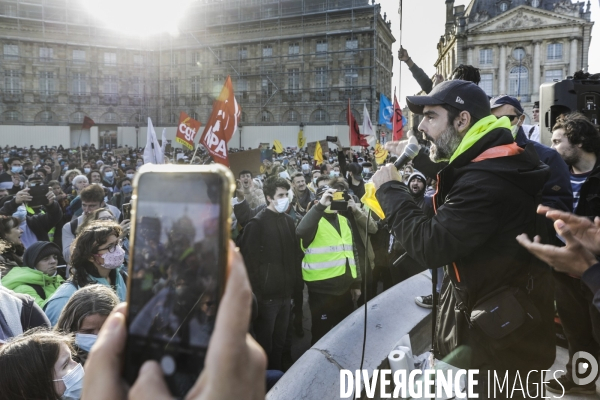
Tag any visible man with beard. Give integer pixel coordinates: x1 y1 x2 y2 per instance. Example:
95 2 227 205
238 170 266 209
543 112 600 394
373 80 555 392
291 172 314 219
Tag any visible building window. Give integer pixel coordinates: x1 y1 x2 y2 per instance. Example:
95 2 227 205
480 49 493 65
261 111 272 122
262 75 273 97
316 40 327 54
214 49 222 65
3 44 19 60
479 73 493 96
38 111 54 123
72 73 86 95
73 50 85 64
499 2 508 12
545 69 563 82
214 74 224 83
288 68 300 94
104 52 117 66
346 38 358 53
289 42 299 58
286 110 298 122
131 77 142 98
71 112 85 124
262 45 272 58
4 70 21 93
169 79 178 97
104 75 118 94
509 66 529 101
513 47 525 61
133 55 144 67
531 0 540 7
39 47 53 62
313 109 327 122
344 65 358 88
315 67 327 92
547 43 563 61
192 52 201 66
4 111 20 122
39 72 54 96
169 113 178 124
191 76 201 100
171 53 178 66
237 73 248 98
239 47 247 61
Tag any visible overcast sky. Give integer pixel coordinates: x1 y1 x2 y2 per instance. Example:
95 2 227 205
379 0 600 107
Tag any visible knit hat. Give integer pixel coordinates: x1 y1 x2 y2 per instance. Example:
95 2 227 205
408 172 426 185
23 241 61 269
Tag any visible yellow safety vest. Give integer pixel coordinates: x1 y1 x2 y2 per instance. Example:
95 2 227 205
301 214 356 282
26 205 56 242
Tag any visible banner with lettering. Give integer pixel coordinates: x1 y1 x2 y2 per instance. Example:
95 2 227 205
176 112 201 151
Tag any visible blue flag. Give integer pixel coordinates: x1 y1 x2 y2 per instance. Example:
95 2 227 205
379 94 393 129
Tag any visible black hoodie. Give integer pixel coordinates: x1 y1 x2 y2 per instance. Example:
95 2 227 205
377 127 555 373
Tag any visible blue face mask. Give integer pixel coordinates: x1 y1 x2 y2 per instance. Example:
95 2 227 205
54 363 84 400
121 184 133 194
13 207 27 222
105 171 113 178
3 157 9 163
11 166 22 174
75 333 97 352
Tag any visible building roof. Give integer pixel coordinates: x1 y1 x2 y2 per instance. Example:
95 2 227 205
465 0 586 22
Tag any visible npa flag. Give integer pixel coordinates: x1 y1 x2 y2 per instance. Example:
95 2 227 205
314 141 323 166
176 112 201 151
82 116 95 130
378 94 393 129
348 100 369 147
200 76 240 167
297 129 306 148
392 94 405 141
143 118 164 164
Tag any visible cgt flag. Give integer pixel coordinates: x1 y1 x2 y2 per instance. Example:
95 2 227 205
379 94 393 130
200 76 240 167
348 99 369 147
176 112 202 151
392 94 405 141
81 116 95 130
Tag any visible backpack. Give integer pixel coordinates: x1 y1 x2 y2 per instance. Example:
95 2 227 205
25 283 46 300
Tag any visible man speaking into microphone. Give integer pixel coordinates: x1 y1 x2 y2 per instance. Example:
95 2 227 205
372 81 555 392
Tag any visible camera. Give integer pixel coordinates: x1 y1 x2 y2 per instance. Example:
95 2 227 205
330 190 350 211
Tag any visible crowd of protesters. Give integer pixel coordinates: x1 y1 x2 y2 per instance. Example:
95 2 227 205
0 57 599 399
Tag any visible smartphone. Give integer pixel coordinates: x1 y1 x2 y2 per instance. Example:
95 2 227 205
28 184 49 207
123 164 234 397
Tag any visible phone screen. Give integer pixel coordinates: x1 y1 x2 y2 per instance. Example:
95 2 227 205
124 172 226 396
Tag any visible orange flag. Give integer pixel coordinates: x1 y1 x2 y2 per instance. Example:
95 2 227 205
199 76 240 166
176 112 201 151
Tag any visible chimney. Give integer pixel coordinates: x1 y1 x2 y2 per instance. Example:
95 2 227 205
446 0 455 23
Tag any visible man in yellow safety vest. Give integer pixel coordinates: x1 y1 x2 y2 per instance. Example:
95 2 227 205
296 185 361 345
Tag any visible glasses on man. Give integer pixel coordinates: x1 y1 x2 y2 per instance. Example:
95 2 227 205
97 239 123 253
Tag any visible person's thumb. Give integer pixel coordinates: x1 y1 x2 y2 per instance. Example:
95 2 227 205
555 219 578 247
129 361 172 400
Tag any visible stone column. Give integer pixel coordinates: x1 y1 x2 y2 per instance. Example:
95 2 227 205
467 46 473 65
533 41 541 101
498 43 507 95
569 37 578 76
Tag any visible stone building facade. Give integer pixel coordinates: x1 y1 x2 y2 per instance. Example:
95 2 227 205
0 0 395 147
436 0 593 117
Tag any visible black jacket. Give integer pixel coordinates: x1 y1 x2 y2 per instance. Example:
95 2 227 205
239 208 303 300
377 127 555 372
575 157 600 218
0 199 63 242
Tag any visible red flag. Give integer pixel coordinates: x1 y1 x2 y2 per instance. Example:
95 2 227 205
348 99 369 147
199 76 240 167
392 95 404 141
82 116 95 130
176 112 201 151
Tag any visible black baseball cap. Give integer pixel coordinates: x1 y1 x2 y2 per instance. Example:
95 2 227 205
406 80 491 121
490 95 524 114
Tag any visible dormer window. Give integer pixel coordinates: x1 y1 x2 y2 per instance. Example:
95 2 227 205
531 0 540 7
499 1 509 12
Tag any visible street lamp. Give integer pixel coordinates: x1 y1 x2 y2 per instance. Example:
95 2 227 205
135 124 139 150
238 124 243 149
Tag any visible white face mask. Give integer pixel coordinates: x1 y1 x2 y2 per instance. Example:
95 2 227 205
301 164 310 172
331 171 340 177
54 363 84 400
126 173 135 180
75 333 97 352
274 197 290 213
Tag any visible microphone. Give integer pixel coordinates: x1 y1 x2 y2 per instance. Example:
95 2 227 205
393 143 420 171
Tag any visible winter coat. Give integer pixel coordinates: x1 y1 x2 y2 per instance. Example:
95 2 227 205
574 157 600 218
377 117 555 373
0 286 50 341
2 267 64 308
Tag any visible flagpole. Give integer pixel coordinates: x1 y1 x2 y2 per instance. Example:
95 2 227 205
191 143 201 163
398 0 403 97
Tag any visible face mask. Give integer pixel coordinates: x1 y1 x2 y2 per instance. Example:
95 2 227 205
13 206 27 222
329 158 333 163
11 166 22 174
75 333 97 352
84 168 91 174
3 157 8 163
279 171 290 180
274 197 290 213
126 173 134 180
105 171 113 178
121 185 133 194
54 363 84 400
301 164 310 172
120 163 126 168
331 171 340 177
511 125 519 138
97 244 125 269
